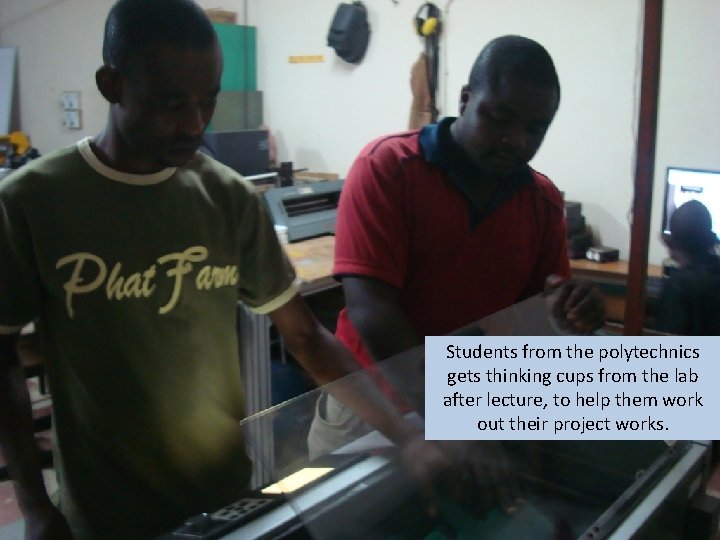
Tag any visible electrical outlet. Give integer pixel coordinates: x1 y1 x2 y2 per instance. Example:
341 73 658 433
59 91 81 111
62 110 82 129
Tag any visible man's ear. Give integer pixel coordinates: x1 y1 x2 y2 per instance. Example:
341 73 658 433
96 65 122 104
458 84 471 115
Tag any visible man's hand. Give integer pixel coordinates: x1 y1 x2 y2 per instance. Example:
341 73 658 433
398 434 450 517
545 275 605 334
400 437 520 517
24 503 74 540
399 434 448 477
436 440 520 514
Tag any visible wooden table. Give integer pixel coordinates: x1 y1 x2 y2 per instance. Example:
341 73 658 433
284 239 668 316
570 259 663 280
283 235 336 295
570 259 664 324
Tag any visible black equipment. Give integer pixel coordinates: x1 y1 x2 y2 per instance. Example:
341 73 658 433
327 2 371 64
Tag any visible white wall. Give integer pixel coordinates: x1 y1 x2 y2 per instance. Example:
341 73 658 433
650 0 720 264
0 0 250 150
247 0 423 175
439 0 643 260
1 0 719 265
0 0 112 149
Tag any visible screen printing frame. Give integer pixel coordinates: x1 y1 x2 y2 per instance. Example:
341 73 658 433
161 298 714 539
183 433 710 540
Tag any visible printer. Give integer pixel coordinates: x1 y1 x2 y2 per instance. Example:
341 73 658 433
263 180 344 242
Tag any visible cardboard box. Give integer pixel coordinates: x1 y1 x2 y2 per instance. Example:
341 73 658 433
205 9 237 24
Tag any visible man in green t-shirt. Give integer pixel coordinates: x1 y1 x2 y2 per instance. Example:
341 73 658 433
0 1 439 538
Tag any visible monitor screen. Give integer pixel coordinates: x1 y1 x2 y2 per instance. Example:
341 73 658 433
662 167 720 236
200 129 270 177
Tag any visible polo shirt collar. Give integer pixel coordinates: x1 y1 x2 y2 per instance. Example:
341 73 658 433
419 117 533 229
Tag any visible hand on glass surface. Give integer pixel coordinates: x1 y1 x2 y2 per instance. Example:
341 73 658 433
434 440 521 515
400 438 521 518
545 275 605 334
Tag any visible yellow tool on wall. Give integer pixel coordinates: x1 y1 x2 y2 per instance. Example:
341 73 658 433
0 131 34 167
409 3 442 128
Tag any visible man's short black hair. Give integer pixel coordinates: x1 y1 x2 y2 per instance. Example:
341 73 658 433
668 200 719 256
468 35 560 98
103 0 217 74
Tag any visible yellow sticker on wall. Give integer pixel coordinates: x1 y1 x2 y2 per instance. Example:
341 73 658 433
289 55 325 63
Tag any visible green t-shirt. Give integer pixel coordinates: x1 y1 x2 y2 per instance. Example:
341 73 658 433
0 138 298 539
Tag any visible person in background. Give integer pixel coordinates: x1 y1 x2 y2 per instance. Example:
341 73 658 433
309 35 605 456
0 1 442 538
656 199 720 335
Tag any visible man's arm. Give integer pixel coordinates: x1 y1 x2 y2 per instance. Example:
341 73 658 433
341 276 421 362
0 333 51 509
0 333 73 539
268 294 424 447
526 187 605 334
269 294 450 501
341 276 429 409
328 281 520 510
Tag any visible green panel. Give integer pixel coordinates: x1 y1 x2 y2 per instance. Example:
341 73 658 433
212 23 257 91
208 90 263 131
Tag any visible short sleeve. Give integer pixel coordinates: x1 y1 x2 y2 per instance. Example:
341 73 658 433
333 147 409 289
0 185 42 333
236 191 298 314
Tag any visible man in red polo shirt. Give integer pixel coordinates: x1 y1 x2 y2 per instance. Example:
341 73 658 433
309 35 604 457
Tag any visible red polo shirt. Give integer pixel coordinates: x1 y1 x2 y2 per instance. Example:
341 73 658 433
333 118 570 370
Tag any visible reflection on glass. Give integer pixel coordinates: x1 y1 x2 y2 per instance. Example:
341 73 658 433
260 467 334 495
159 299 710 539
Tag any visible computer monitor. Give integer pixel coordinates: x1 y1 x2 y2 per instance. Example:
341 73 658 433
662 167 720 236
200 129 270 177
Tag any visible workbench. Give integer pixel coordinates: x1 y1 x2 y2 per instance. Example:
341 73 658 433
282 235 337 296
569 258 663 281
268 236 668 326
